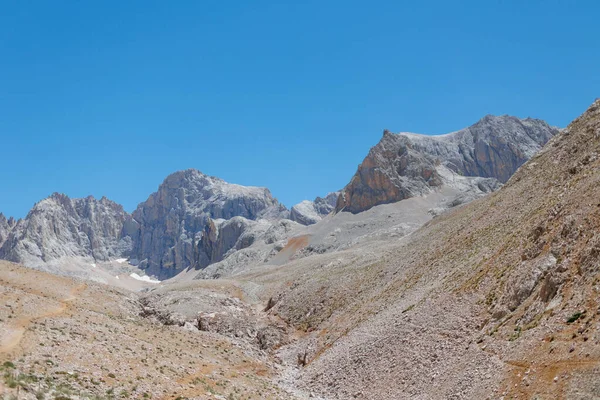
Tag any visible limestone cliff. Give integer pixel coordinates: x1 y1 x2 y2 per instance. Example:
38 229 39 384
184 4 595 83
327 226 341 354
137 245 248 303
131 169 289 278
337 115 559 213
0 193 137 269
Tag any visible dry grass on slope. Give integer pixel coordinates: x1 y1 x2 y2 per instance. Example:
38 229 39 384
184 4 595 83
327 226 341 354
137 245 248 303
261 100 600 399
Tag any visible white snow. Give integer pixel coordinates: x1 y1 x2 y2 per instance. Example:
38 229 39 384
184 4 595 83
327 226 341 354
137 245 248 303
91 263 96 268
115 276 120 280
114 258 128 264
129 273 161 284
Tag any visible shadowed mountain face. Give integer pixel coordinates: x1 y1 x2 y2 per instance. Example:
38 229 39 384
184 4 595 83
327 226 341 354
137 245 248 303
130 169 290 278
0 213 16 248
337 115 560 213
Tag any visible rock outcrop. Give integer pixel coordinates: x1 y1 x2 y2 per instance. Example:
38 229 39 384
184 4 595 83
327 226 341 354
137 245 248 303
0 213 16 248
337 116 559 213
197 216 259 268
196 218 303 279
0 193 137 269
290 192 339 225
131 169 289 278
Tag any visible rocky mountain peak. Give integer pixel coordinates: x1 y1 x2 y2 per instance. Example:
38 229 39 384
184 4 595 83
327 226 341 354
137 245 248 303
0 193 134 269
131 168 289 278
0 213 10 227
336 115 559 213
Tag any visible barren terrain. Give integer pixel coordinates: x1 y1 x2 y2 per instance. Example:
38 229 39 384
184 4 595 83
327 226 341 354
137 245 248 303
2 101 600 399
0 261 298 400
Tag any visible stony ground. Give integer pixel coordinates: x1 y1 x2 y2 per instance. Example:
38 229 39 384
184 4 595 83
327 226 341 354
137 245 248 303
250 100 600 399
0 261 299 400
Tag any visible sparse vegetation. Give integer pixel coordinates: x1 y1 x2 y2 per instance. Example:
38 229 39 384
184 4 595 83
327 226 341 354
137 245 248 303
567 311 584 323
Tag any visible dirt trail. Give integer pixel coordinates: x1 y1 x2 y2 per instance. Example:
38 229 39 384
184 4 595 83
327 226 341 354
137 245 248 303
0 283 87 356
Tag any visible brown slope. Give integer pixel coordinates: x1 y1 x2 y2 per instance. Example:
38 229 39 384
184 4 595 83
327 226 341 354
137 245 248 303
0 261 297 399
256 100 600 399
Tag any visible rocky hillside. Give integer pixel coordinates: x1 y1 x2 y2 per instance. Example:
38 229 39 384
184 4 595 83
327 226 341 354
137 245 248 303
0 193 137 271
253 100 600 399
130 169 290 278
0 261 293 400
337 115 559 213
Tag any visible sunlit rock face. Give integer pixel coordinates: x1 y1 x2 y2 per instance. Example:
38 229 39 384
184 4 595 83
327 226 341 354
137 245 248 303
337 116 559 214
0 193 135 268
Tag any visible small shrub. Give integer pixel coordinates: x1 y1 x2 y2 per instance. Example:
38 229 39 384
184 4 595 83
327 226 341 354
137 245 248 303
2 361 15 369
6 376 18 388
567 311 584 323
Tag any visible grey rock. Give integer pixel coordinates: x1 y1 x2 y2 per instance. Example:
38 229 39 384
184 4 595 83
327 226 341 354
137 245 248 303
131 169 289 278
196 218 303 279
290 192 339 225
140 285 288 350
0 193 136 269
337 116 559 213
313 192 340 215
0 213 16 248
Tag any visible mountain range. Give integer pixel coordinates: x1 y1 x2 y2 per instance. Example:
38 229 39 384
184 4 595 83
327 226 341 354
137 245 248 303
3 101 600 400
0 115 559 281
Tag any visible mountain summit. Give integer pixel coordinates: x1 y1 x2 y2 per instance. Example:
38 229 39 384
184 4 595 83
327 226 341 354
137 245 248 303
337 115 559 213
130 169 289 277
0 193 135 272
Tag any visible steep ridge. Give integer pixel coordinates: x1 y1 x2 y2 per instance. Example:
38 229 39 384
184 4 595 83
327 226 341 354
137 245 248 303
244 100 600 399
337 115 559 213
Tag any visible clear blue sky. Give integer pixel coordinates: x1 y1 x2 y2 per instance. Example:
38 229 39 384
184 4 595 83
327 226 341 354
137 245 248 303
1 1 598 218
